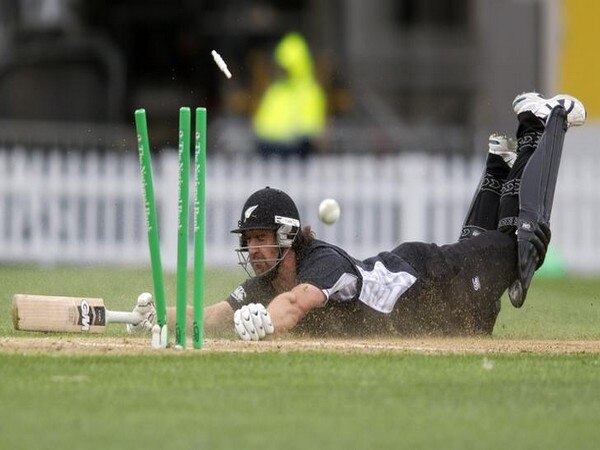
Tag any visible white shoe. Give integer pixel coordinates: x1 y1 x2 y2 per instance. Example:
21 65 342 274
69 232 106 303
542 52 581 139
512 92 586 127
488 133 517 168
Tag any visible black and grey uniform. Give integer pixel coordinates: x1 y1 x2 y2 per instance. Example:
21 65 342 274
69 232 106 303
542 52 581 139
227 232 517 337
228 111 553 336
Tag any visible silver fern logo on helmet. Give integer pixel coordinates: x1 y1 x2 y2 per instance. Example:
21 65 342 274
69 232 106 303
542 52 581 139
243 205 258 222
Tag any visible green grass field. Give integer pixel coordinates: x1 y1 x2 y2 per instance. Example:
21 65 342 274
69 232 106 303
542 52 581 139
1 265 599 449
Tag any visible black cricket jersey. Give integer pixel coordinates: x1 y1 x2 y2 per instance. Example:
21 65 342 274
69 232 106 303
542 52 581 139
227 231 518 336
227 239 419 336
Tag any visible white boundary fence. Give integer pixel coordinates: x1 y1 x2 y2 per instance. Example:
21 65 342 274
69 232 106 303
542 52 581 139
1 147 599 273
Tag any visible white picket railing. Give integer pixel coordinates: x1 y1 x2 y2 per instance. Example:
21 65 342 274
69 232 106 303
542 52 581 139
0 147 598 273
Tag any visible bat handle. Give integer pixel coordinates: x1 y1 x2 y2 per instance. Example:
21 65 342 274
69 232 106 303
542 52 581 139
106 310 142 325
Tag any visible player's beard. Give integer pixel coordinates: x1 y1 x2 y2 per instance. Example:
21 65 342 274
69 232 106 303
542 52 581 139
251 248 289 282
250 253 279 277
250 255 277 276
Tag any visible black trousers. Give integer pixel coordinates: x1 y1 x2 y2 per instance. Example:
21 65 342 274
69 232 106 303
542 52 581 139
390 231 517 335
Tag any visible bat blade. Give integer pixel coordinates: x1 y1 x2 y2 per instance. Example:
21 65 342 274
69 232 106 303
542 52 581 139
12 294 108 333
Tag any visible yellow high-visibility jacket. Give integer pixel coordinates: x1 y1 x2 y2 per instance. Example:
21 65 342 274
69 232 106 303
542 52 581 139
253 33 326 143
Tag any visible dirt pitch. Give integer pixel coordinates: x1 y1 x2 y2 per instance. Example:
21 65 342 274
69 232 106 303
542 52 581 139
1 336 599 355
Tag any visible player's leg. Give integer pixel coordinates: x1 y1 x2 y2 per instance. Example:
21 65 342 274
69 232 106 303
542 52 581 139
455 135 517 332
498 92 586 307
459 134 516 240
444 231 518 334
499 93 586 229
389 233 517 335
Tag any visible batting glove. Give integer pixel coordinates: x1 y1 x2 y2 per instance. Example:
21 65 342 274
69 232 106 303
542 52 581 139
234 303 275 341
126 292 157 333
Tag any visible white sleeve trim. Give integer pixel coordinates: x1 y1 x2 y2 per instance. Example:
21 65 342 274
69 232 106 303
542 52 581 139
321 272 359 306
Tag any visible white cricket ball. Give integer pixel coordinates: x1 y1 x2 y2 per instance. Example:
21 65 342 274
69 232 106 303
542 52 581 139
318 198 340 225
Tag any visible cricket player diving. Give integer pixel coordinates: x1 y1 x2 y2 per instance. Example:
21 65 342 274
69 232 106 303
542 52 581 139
129 92 585 340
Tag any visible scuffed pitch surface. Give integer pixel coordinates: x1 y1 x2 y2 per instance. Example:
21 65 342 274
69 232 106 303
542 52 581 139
1 336 599 355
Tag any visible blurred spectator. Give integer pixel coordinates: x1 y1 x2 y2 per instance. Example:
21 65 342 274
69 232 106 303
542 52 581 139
252 32 326 159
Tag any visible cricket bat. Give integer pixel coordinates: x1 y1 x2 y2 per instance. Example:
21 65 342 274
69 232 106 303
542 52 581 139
12 294 141 333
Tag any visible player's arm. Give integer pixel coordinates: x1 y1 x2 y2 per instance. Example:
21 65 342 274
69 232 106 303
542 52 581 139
203 301 235 334
167 301 234 336
232 284 325 341
267 283 326 335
